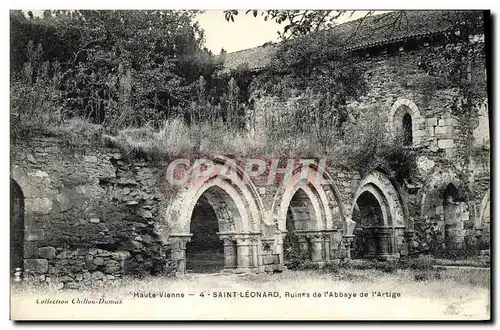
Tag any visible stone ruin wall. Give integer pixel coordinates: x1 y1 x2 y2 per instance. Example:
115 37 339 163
10 137 170 287
247 34 490 254
10 32 490 287
10 138 366 286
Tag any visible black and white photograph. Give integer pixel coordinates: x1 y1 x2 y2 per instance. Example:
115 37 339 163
7 6 492 321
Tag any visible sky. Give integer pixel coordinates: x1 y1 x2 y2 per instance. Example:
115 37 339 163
195 10 389 54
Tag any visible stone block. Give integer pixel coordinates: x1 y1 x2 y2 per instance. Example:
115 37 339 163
438 119 446 126
104 260 121 274
92 271 104 280
25 229 45 241
56 193 72 212
446 118 458 126
434 126 445 135
112 251 131 261
24 259 48 274
26 198 53 215
426 126 435 137
427 118 438 126
94 257 105 266
413 129 426 137
438 139 454 149
23 241 39 258
27 153 37 163
445 149 456 158
38 246 56 259
84 155 98 163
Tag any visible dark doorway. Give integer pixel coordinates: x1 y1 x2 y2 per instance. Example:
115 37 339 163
10 179 24 275
284 188 314 263
352 191 384 259
186 194 224 273
443 183 461 249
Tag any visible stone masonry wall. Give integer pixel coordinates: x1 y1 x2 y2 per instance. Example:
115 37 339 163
246 36 490 255
10 137 171 288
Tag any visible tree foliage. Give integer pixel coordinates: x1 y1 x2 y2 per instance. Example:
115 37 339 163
10 10 252 133
223 10 410 40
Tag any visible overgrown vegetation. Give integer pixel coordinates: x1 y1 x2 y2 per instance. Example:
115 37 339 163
10 10 253 138
10 9 484 178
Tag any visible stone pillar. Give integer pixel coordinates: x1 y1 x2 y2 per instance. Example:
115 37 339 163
250 233 264 273
363 227 377 258
310 234 324 263
376 227 393 260
404 229 415 257
342 235 355 260
220 237 237 271
323 234 331 261
296 235 310 259
235 235 251 273
168 234 192 275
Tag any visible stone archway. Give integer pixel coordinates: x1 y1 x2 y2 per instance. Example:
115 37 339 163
477 188 490 245
283 185 323 263
11 179 25 274
186 187 240 273
271 163 347 266
442 183 466 249
350 171 407 260
163 158 265 274
420 169 468 251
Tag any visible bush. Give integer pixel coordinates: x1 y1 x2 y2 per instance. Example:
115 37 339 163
399 255 435 271
11 68 63 138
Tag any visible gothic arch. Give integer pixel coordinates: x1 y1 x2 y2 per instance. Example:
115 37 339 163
271 163 346 232
352 183 391 226
163 158 265 237
477 188 490 228
351 171 407 228
419 169 463 218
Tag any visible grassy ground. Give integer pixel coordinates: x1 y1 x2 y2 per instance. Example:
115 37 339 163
10 267 490 320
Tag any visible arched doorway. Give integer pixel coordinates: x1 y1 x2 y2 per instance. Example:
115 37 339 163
283 188 316 262
10 179 24 275
186 194 224 273
352 191 386 259
351 185 397 260
185 185 243 273
443 183 466 249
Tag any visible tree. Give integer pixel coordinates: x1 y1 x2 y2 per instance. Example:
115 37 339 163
10 10 221 130
223 10 409 40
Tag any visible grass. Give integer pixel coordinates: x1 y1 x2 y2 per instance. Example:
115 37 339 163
102 117 326 160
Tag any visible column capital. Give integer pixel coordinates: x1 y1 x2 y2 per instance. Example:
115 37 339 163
167 233 192 244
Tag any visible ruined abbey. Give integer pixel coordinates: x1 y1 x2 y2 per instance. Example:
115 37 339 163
10 11 490 287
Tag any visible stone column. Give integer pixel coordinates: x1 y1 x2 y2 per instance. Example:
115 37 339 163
168 234 192 275
363 227 377 258
235 235 251 273
342 235 355 260
249 233 263 273
309 234 324 263
220 236 237 271
323 233 331 261
296 234 310 259
376 227 392 260
404 229 415 257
